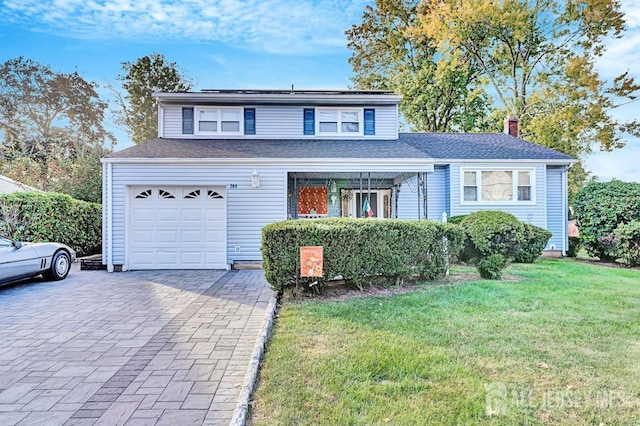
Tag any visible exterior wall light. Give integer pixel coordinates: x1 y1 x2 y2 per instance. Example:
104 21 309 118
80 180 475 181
251 170 260 188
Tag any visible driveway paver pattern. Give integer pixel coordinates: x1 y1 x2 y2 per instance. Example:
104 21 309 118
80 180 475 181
0 267 274 426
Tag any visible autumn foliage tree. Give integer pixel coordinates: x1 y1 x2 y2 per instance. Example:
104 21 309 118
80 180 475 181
114 53 192 144
348 0 640 196
0 57 113 202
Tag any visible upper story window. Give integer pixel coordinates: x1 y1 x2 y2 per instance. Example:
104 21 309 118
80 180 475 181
316 108 362 135
194 107 243 135
462 168 534 204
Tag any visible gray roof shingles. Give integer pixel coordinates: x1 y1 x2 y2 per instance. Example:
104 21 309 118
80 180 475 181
107 133 574 161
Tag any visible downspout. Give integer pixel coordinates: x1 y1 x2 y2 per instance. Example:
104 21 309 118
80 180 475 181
359 172 363 217
293 174 298 219
424 172 428 220
367 172 371 217
562 165 569 255
106 162 114 272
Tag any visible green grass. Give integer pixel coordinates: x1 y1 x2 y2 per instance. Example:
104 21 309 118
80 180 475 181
249 259 640 425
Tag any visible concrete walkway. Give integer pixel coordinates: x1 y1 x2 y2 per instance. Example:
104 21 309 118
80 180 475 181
0 268 275 426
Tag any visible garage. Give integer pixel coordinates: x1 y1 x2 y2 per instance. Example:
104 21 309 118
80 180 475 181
128 186 227 269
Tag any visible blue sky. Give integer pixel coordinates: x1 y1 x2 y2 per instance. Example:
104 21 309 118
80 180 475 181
1 0 638 182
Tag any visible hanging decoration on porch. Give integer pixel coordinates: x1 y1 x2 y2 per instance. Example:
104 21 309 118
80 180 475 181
297 186 328 215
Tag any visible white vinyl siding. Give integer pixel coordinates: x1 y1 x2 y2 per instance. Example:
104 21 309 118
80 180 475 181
546 166 565 251
108 164 286 267
450 163 546 228
161 105 398 140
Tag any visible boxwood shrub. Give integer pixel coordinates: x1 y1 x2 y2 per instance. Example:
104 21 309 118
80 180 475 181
0 192 101 257
459 210 526 279
261 218 465 293
514 223 552 263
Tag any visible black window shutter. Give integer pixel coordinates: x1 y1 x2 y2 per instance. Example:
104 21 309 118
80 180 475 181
244 108 256 135
182 107 194 134
303 108 315 135
364 108 375 135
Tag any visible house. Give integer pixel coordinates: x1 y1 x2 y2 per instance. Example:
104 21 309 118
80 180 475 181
101 90 575 272
0 174 40 195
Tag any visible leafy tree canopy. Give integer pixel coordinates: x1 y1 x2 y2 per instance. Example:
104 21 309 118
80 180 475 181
0 57 113 202
114 53 193 144
348 0 640 196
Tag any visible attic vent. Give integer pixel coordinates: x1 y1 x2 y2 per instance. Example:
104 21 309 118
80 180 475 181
184 189 200 199
159 189 175 199
208 190 224 199
135 189 152 199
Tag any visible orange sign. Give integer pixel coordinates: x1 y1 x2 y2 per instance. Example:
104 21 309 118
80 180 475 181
300 246 323 277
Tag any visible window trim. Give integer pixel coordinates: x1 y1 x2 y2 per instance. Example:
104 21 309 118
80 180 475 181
194 106 244 136
315 107 364 136
460 167 536 205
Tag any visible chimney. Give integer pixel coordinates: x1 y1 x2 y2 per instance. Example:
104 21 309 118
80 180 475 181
504 115 518 137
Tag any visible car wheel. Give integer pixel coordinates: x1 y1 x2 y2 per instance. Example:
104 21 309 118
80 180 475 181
44 251 71 281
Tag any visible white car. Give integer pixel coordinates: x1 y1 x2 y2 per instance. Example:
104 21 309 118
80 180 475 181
0 235 76 286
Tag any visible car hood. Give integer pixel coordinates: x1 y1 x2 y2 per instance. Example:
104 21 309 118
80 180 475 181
26 242 77 261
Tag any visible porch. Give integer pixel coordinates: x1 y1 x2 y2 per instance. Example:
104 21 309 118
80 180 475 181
287 171 439 221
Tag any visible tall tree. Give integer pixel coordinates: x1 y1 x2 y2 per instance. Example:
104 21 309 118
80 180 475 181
349 0 640 197
0 57 113 202
114 53 193 144
346 0 492 132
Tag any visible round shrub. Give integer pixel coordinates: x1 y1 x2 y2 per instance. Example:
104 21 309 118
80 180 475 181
477 254 507 280
514 223 552 263
460 210 525 279
614 220 640 267
573 180 640 261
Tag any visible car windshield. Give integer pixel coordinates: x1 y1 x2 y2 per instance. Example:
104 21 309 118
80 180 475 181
0 236 13 247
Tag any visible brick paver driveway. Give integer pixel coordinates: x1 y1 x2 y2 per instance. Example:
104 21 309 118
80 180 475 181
0 266 275 426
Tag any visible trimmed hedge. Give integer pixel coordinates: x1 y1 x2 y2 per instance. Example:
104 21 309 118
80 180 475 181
459 211 526 279
514 223 552 263
573 180 640 261
261 218 465 293
614 220 640 267
0 192 101 257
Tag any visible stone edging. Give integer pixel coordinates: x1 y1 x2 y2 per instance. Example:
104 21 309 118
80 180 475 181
229 291 278 426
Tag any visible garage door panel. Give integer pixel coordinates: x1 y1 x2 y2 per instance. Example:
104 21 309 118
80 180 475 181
157 208 179 221
132 208 154 222
132 230 154 244
181 209 203 222
157 230 178 244
129 186 226 270
180 230 204 244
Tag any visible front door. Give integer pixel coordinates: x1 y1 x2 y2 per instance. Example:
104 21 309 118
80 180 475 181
343 189 392 218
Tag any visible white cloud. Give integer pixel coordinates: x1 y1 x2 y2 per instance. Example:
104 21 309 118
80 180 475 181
1 0 370 54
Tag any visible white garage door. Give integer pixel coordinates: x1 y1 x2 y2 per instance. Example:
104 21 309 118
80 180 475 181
128 186 226 269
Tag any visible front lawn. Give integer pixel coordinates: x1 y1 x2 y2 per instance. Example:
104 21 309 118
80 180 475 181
250 259 640 425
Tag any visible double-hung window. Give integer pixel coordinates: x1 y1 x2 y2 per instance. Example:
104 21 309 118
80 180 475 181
316 108 362 135
194 107 243 135
462 168 534 203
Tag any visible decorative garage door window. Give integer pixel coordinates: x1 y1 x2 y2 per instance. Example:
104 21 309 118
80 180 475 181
298 187 328 215
133 188 225 200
